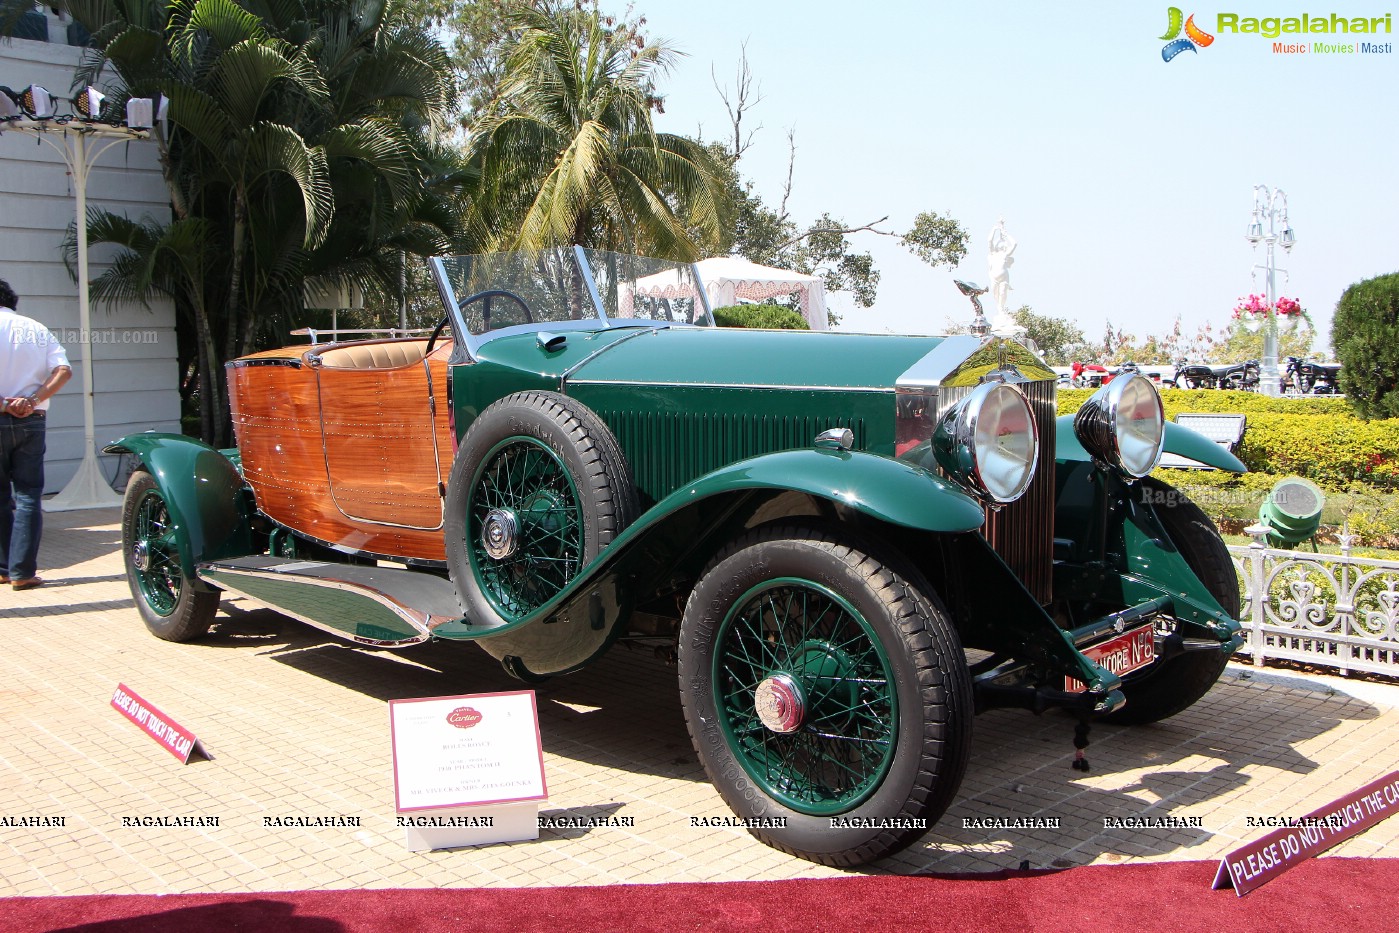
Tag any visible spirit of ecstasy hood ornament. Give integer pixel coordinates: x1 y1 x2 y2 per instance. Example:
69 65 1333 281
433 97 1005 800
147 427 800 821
954 280 990 336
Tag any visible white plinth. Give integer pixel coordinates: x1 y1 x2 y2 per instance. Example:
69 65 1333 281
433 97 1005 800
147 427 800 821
401 802 540 852
43 452 123 512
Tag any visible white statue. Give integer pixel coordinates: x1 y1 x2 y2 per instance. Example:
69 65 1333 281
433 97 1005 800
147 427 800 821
987 219 1020 333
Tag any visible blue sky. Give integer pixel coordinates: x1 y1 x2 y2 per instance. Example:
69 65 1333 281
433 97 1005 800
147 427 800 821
643 1 1397 353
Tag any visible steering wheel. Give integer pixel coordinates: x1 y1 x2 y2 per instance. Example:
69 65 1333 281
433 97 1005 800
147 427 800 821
425 315 452 358
427 290 533 357
459 289 534 331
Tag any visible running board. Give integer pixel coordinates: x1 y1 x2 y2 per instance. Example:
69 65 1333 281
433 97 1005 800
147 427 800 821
200 556 465 647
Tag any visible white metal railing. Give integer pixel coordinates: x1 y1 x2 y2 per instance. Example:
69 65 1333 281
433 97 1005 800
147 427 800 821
290 326 432 345
1227 542 1399 676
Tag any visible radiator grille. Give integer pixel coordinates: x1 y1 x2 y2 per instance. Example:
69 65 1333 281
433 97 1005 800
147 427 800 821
981 379 1056 604
602 410 867 504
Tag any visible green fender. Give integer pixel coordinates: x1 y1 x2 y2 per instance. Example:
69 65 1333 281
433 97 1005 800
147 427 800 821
1055 415 1247 473
483 446 985 633
663 447 986 533
448 448 987 675
104 433 254 579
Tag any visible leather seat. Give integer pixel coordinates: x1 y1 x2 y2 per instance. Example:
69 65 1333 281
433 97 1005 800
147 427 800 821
315 340 432 369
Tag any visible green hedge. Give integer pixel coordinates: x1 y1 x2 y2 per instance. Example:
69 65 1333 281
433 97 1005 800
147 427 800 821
1056 388 1399 545
711 304 810 330
1057 389 1399 487
1057 388 1352 418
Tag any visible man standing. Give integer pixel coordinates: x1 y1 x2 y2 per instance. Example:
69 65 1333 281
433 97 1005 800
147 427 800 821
1 278 72 590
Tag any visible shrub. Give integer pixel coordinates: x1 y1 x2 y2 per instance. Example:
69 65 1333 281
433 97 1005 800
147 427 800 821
1332 271 1399 420
1057 389 1399 487
1058 388 1351 418
711 304 810 330
1056 387 1399 545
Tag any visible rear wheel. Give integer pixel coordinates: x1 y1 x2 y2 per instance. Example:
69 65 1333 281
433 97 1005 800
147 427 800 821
121 471 219 641
1104 479 1239 725
678 524 972 866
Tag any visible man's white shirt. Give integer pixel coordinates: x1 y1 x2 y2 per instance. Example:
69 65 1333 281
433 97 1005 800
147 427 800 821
1 307 70 411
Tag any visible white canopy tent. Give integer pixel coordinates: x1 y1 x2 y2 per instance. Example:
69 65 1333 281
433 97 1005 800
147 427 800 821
694 257 828 331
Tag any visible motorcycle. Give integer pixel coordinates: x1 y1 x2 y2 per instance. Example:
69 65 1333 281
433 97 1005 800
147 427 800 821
1285 357 1341 395
1070 360 1108 388
1174 360 1218 389
1173 359 1259 391
1102 361 1143 385
1217 359 1260 391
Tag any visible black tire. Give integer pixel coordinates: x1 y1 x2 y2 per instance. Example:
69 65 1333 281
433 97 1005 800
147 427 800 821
1103 478 1240 725
677 523 973 866
445 391 637 624
121 471 219 642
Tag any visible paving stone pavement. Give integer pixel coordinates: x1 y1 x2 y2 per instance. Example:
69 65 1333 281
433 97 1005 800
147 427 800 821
2 508 1397 896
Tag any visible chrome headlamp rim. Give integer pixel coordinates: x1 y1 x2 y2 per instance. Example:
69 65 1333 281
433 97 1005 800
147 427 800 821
932 381 1040 505
1072 372 1165 480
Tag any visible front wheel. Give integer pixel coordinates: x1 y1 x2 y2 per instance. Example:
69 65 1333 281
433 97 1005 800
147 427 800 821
121 471 219 641
678 524 973 866
1104 479 1239 725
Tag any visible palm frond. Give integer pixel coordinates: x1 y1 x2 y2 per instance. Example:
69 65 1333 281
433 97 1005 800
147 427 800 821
244 122 334 247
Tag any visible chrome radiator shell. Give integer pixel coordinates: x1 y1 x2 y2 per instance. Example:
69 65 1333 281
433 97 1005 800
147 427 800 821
899 335 1058 605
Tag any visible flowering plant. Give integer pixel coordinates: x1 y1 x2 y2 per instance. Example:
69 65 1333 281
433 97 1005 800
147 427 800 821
1231 294 1311 329
1231 294 1270 319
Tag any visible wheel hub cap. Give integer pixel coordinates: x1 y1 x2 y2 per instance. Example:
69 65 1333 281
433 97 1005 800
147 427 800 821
481 508 520 560
754 673 805 734
131 541 151 572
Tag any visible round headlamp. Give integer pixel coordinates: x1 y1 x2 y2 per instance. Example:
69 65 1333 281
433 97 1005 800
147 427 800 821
933 382 1039 505
1072 372 1165 479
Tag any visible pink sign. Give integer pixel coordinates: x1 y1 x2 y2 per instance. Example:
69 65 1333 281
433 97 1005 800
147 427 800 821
110 683 205 764
1214 770 1399 896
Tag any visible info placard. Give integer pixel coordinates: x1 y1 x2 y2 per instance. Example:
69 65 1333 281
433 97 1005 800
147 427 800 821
1213 770 1399 896
110 683 208 764
389 690 547 812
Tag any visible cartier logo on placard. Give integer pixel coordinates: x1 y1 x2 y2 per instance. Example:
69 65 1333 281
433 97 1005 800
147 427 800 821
446 707 483 729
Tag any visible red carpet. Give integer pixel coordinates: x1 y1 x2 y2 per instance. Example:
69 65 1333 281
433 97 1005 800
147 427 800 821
7 859 1395 932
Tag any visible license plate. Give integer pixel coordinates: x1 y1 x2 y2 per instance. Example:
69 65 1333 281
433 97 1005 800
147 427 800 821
1065 625 1156 693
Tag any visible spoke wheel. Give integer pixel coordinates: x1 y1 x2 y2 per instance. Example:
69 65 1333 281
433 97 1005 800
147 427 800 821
446 392 637 636
131 489 183 616
679 523 972 867
468 437 584 619
716 579 898 814
121 471 218 641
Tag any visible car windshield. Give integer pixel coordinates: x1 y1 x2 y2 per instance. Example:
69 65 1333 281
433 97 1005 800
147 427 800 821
582 250 710 326
431 248 712 339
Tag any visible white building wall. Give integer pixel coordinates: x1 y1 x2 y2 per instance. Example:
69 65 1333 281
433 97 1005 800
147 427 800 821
1 34 181 493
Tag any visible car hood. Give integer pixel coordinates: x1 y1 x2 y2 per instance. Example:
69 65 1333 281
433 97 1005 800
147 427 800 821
566 327 945 390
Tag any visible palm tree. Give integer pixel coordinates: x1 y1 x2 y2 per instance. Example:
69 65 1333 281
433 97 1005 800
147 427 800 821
471 5 728 260
68 211 228 441
68 0 460 443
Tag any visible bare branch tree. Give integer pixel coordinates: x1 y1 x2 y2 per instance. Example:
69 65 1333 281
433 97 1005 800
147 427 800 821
713 41 764 161
778 128 796 222
776 216 896 251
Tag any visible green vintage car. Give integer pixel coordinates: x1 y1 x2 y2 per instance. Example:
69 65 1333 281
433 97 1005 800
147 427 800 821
109 248 1243 866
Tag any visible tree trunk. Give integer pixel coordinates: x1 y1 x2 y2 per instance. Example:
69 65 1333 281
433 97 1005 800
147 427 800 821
225 194 249 363
191 296 226 448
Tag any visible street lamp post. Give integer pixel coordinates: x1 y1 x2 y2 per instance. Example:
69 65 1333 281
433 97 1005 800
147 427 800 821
1245 184 1296 398
2 87 154 509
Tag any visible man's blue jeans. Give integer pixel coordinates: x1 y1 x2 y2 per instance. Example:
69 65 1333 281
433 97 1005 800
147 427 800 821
0 413 46 581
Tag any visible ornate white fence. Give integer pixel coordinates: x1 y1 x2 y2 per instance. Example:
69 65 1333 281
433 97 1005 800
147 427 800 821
1227 543 1399 676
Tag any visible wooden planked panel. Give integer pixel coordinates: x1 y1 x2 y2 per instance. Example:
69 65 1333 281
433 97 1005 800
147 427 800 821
227 345 453 563
319 362 443 529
